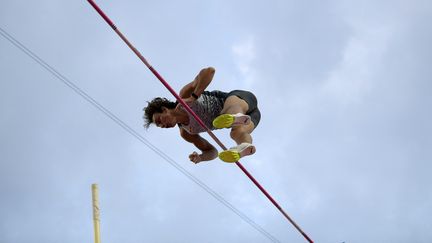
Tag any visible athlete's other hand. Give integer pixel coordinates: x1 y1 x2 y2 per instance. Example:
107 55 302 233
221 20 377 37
182 96 197 106
189 151 202 164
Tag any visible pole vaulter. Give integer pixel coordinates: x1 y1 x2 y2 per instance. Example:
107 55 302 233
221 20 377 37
87 1 314 242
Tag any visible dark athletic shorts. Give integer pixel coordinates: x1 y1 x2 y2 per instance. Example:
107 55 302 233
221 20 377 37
226 90 261 128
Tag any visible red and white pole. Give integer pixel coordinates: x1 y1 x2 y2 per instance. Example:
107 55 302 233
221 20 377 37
87 1 313 242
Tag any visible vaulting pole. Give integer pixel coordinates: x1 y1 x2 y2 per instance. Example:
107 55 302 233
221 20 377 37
87 1 314 242
92 184 101 243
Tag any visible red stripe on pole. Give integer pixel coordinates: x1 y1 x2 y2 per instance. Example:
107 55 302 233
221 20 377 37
87 1 313 242
88 0 116 29
236 162 314 243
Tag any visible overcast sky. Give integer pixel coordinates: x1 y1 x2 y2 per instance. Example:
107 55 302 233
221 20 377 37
1 0 431 242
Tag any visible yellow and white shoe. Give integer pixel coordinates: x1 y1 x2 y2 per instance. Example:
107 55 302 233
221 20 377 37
212 113 251 129
218 143 256 163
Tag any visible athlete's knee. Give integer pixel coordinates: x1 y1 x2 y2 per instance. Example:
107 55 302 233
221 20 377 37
222 97 248 114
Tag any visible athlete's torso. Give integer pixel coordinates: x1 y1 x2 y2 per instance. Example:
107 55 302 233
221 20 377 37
179 90 227 134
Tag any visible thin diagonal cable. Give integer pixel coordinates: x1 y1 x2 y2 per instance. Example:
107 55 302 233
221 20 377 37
0 26 280 243
86 1 314 242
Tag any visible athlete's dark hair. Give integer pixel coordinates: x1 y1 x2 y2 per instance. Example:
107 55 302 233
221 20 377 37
143 97 177 128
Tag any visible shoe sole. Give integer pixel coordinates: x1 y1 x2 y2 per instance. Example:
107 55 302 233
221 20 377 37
218 144 256 163
213 114 251 129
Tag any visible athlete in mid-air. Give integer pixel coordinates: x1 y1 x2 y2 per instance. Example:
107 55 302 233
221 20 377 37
143 67 261 164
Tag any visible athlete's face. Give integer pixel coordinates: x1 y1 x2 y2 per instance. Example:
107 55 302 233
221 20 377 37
153 107 176 128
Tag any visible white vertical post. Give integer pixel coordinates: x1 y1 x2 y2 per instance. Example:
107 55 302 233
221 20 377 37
92 184 101 243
